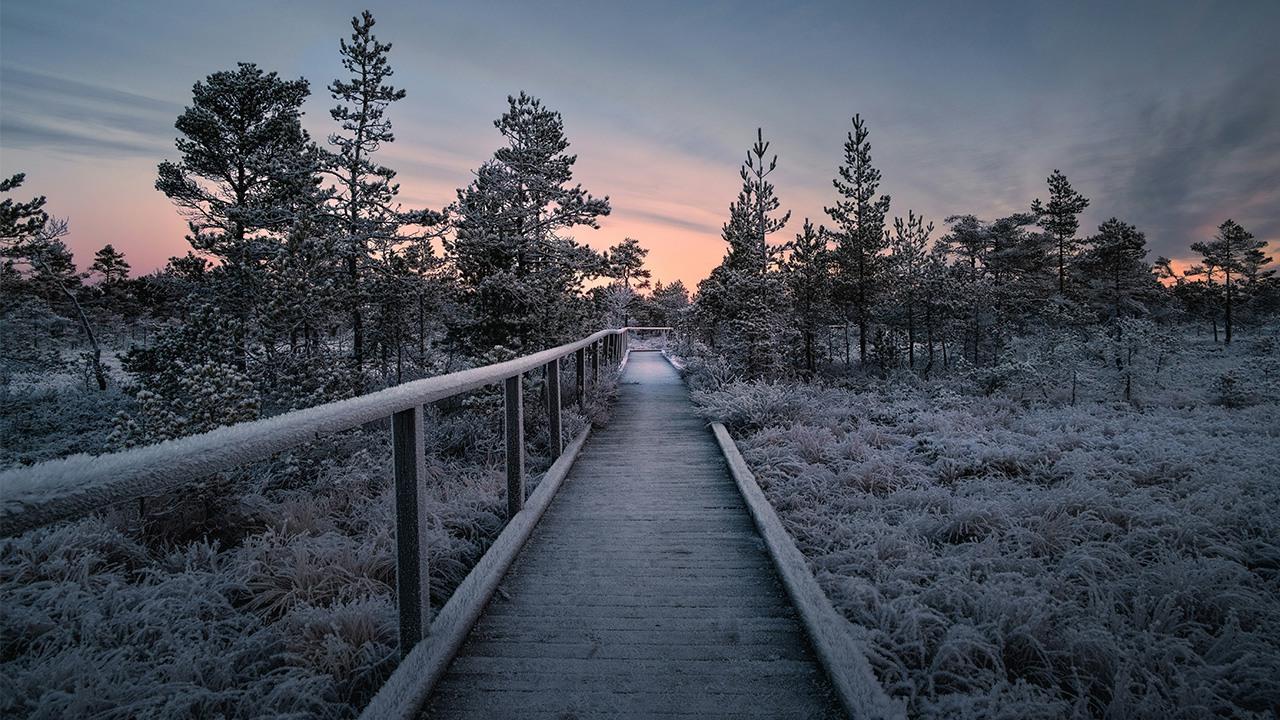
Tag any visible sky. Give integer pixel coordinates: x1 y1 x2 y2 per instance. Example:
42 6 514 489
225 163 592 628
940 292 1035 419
1 0 1277 289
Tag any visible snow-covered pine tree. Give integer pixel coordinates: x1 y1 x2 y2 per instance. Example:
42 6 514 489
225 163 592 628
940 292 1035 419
786 218 832 373
325 11 440 375
446 93 610 353
885 211 933 370
1079 218 1156 324
1031 169 1090 295
647 280 690 327
939 214 991 366
825 114 890 366
156 63 321 370
1191 219 1269 343
694 128 792 377
983 212 1049 334
606 238 652 291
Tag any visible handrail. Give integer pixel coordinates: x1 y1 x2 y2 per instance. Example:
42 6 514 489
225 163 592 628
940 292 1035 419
0 326 667 539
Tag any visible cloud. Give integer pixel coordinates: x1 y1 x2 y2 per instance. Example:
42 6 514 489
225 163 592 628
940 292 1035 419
617 206 721 236
0 66 179 158
1111 64 1280 255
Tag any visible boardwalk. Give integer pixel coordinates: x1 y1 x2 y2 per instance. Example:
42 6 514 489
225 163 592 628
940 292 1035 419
423 351 843 719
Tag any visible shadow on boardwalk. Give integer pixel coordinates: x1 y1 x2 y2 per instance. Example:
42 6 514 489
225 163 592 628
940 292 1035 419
423 351 843 719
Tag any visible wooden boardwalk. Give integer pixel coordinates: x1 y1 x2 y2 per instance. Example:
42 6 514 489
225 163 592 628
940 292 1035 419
423 351 843 719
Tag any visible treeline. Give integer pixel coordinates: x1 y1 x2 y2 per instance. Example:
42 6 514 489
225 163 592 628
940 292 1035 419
687 117 1278 387
0 11 687 447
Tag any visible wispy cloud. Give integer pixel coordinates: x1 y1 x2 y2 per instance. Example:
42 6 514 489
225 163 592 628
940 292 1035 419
1108 64 1280 254
0 66 179 158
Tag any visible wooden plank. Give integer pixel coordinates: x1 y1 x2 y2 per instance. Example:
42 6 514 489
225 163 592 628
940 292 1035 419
576 347 586 410
545 358 562 457
504 374 524 519
358 427 592 720
713 422 904 720
391 405 430 657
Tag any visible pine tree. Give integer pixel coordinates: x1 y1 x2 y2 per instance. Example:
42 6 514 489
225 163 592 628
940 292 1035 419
90 244 131 285
1031 169 1090 295
156 63 321 369
984 213 1048 332
1191 219 1269 343
606 238 652 290
157 64 318 266
825 114 890 366
1080 218 1153 323
694 128 792 376
325 11 436 372
648 280 690 327
940 215 990 365
447 93 610 352
786 219 831 373
886 211 934 369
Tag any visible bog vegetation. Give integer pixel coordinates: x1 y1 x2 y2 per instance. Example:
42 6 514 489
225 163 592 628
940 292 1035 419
1 8 1277 720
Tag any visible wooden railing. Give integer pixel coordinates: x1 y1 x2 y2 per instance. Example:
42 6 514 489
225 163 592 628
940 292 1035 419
0 326 672 656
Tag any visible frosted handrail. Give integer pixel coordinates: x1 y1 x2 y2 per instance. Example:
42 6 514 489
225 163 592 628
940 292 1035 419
0 327 670 537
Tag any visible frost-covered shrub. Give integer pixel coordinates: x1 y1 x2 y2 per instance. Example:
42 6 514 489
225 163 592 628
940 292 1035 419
0 384 134 468
699 380 1280 718
110 361 260 447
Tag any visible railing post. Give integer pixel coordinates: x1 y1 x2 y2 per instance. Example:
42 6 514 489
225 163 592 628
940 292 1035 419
575 347 586 411
504 374 525 519
391 405 429 658
591 339 599 384
545 358 563 458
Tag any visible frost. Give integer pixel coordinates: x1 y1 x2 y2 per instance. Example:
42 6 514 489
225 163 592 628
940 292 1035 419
698 377 1280 718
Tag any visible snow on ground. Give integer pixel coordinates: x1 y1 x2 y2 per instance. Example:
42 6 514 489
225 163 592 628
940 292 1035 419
696 372 1280 718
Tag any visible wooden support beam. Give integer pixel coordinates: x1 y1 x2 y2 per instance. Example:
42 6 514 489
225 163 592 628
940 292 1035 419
545 358 562 458
504 374 525 519
575 347 586 411
392 405 430 658
591 340 599 384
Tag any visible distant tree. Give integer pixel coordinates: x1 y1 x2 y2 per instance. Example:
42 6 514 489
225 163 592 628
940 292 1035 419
1 175 109 389
447 93 610 352
1191 219 1268 343
786 219 831 373
90 244 131 285
1079 218 1154 324
984 213 1047 332
647 279 690 327
606 238 652 290
1031 169 1090 294
939 214 990 366
885 211 933 369
825 114 890 366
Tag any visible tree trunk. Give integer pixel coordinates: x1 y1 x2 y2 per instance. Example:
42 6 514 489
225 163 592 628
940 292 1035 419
44 261 107 391
907 300 915 369
349 254 363 369
1058 237 1066 294
1224 267 1233 344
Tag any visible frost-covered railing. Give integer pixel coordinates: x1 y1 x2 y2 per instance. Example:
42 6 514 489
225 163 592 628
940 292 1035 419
0 326 670 655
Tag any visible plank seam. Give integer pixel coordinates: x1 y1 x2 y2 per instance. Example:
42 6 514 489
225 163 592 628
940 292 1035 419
359 426 592 720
